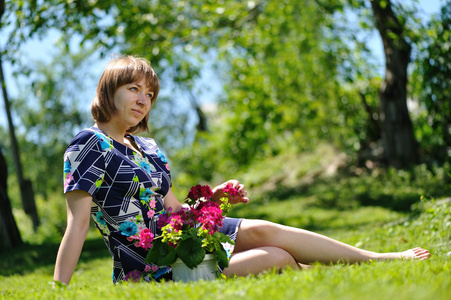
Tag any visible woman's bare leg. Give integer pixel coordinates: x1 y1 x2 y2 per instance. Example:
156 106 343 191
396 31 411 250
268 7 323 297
234 219 430 265
223 246 299 276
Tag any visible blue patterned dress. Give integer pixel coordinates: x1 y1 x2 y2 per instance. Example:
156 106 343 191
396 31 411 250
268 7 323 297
63 126 172 283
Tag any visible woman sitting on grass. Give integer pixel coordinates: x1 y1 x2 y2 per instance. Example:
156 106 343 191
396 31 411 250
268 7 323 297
53 55 430 286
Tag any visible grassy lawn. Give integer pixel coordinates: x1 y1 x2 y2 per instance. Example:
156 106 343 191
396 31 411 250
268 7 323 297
1 195 449 300
1 146 450 299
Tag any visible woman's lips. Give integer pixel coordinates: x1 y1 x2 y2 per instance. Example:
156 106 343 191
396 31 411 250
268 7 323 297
132 109 144 115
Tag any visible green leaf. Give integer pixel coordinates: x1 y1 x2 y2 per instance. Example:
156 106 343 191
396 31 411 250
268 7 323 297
175 237 205 269
213 241 229 268
181 227 199 240
213 231 235 245
146 239 177 266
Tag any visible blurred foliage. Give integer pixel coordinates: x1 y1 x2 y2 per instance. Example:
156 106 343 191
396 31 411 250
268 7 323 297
4 45 95 196
412 0 451 164
226 147 450 218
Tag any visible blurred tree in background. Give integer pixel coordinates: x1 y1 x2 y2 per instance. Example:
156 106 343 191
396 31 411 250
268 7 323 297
412 1 451 164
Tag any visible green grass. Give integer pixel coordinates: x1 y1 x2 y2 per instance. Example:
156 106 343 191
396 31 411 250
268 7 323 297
1 198 450 300
3 261 450 300
1 146 450 299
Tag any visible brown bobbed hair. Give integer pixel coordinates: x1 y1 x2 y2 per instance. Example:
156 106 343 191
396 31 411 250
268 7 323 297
91 55 160 133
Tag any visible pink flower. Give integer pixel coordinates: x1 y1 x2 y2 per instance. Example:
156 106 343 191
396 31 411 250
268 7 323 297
144 264 159 273
127 235 139 242
147 209 155 218
149 199 156 209
64 172 74 190
139 228 154 250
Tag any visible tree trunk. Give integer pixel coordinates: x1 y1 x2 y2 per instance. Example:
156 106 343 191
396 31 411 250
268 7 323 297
1 0 39 231
183 84 208 132
370 0 419 168
0 149 22 249
0 54 40 230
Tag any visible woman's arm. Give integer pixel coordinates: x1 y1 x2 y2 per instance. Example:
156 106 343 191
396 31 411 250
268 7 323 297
53 190 92 286
163 188 183 212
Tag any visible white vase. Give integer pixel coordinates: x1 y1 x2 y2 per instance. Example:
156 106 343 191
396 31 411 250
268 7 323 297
171 254 217 282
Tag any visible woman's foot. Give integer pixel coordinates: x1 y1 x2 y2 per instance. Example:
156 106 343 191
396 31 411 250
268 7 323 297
379 247 430 260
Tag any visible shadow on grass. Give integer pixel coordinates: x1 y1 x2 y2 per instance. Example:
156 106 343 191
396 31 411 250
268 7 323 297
353 192 421 211
0 236 108 277
229 206 414 233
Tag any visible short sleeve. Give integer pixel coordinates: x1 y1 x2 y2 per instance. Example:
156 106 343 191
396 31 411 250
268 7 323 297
63 129 109 196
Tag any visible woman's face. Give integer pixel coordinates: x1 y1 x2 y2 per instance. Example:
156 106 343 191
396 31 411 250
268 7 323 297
111 78 154 130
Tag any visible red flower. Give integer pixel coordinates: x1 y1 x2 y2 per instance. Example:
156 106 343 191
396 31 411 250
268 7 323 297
187 184 213 201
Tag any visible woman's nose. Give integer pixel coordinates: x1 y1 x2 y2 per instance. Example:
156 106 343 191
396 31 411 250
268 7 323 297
137 92 146 104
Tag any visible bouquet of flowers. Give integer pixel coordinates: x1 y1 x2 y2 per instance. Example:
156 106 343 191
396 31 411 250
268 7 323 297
146 184 240 269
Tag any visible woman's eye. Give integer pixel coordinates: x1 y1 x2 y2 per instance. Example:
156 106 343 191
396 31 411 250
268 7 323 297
130 87 138 91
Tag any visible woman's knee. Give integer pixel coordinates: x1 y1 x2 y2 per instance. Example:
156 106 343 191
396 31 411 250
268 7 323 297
235 219 283 251
224 246 297 276
269 247 298 270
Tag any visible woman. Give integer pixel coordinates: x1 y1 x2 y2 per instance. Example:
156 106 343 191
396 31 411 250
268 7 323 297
53 55 429 286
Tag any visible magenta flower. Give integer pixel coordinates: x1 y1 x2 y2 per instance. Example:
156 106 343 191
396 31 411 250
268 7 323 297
139 228 154 250
196 202 224 234
157 213 169 229
124 270 141 282
223 184 240 202
169 214 185 232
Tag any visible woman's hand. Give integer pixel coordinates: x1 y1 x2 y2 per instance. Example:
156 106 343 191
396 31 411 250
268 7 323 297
212 180 249 205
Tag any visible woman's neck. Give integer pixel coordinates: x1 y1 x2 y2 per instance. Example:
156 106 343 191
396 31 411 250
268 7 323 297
95 122 142 155
95 122 127 143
